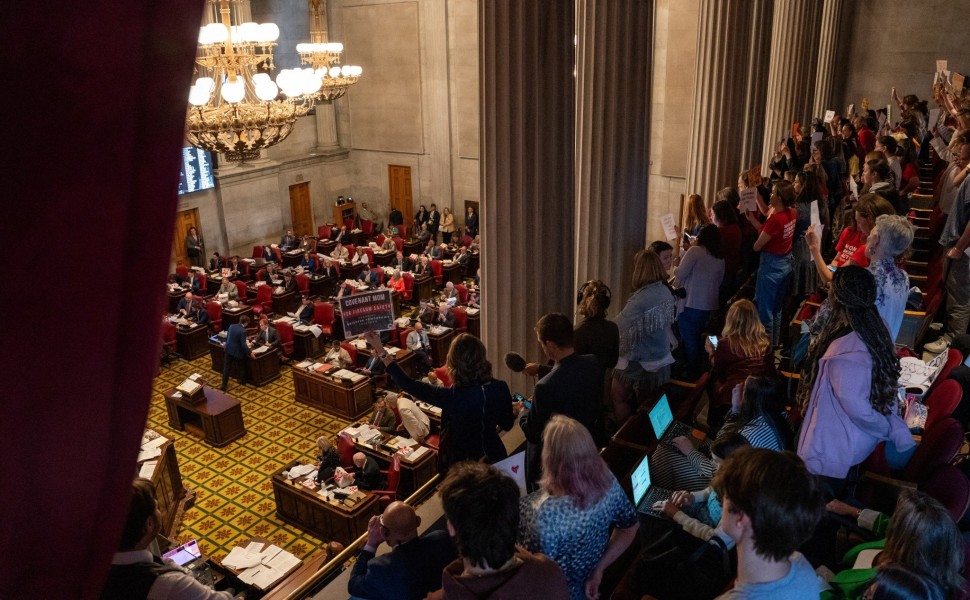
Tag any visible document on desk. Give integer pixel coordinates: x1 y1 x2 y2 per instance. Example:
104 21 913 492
253 345 271 355
141 434 168 451
223 547 262 570
138 460 158 479
308 325 323 338
408 446 430 460
259 544 284 563
295 360 313 369
137 447 162 463
265 548 299 572
386 346 400 355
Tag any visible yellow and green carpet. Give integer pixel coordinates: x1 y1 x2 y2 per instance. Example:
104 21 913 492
148 355 352 562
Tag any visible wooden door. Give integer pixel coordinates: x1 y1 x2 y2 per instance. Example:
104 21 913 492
289 182 314 236
388 165 413 222
172 208 201 268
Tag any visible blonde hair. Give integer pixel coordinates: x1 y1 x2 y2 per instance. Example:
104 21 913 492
683 194 710 233
539 415 612 509
631 249 668 290
721 299 770 358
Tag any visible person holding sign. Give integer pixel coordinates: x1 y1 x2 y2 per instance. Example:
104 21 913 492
805 193 895 285
746 181 796 348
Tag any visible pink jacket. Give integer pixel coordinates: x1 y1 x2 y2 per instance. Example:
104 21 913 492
797 332 914 479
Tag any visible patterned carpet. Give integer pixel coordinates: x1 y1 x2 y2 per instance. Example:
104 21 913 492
147 355 352 562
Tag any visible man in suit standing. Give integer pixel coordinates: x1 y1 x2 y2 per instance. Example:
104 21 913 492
221 315 251 391
515 313 602 492
427 203 441 242
254 318 281 351
347 501 456 600
464 206 479 238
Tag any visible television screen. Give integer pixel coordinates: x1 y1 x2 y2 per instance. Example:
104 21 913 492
177 147 216 195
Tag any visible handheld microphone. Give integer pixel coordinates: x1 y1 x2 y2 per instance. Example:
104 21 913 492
504 352 527 373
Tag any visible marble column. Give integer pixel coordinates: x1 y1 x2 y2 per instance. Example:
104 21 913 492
480 0 575 385
684 0 753 206
574 0 653 304
738 0 773 171
314 102 340 150
760 0 822 170
812 0 844 119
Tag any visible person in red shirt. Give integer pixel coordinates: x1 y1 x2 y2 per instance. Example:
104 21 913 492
712 199 742 304
746 180 796 346
805 193 896 285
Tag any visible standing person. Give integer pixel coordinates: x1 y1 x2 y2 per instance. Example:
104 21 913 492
712 448 824 599
414 204 428 232
518 416 638 600
221 316 250 391
280 229 296 251
790 171 825 299
682 193 711 237
610 250 677 427
358 201 384 233
388 206 404 235
673 224 724 376
515 313 602 492
185 226 204 268
427 203 441 242
440 207 456 244
574 279 619 374
864 215 915 342
364 330 515 468
464 205 479 238
746 180 797 348
797 267 914 494
711 199 742 304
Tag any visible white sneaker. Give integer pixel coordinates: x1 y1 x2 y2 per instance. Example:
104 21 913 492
924 338 950 354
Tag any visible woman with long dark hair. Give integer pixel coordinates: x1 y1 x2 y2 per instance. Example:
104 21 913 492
673 224 724 375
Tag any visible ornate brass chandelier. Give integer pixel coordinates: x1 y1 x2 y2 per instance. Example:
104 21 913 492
185 0 322 161
296 0 363 102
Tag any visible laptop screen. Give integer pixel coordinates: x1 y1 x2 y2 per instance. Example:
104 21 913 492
630 455 652 507
162 540 201 566
648 394 673 439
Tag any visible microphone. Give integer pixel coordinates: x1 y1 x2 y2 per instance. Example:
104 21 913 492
504 352 527 373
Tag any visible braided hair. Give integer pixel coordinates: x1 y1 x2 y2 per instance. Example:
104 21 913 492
804 266 900 415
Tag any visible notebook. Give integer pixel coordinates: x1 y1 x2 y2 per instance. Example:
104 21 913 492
649 394 693 445
631 455 672 519
163 539 202 567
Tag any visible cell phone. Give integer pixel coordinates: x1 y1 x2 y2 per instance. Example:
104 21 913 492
513 393 531 409
827 265 837 272
708 335 718 349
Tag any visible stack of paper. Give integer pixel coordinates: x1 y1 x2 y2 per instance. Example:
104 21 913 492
252 345 270 355
137 447 162 463
408 446 430 460
138 460 158 479
465 308 480 315
295 360 313 369
223 547 262 570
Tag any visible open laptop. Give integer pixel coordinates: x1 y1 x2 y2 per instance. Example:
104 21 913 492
649 393 693 445
631 455 673 519
162 539 202 568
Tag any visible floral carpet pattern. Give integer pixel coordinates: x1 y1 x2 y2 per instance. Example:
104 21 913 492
148 355 350 562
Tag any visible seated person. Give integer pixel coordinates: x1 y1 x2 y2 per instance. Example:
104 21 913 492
299 252 316 271
315 436 341 484
436 302 455 329
254 317 281 351
178 270 201 292
393 251 413 273
295 295 314 324
101 478 239 600
473 267 480 287
337 452 382 491
414 256 431 276
357 265 380 286
442 281 459 301
298 234 314 253
319 253 340 278
324 340 353 368
426 463 570 600
468 235 481 253
416 300 438 325
227 255 245 278
712 448 823 599
262 244 277 262
280 229 296 251
333 225 349 244
281 270 299 295
423 240 438 260
176 292 199 316
385 392 430 443
359 348 387 378
387 270 406 294
367 397 396 433
353 247 370 266
348 501 456 600
406 322 434 372
263 262 280 283
467 290 480 309
177 293 210 326
415 223 431 243
330 242 349 263
209 251 225 270
217 279 239 302
381 235 397 252
454 246 470 268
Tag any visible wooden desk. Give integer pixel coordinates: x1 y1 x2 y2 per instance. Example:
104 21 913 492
219 537 303 594
282 250 303 268
373 249 395 266
292 329 325 361
441 262 462 286
348 430 438 498
221 305 253 328
208 340 281 386
168 288 188 313
466 310 481 338
402 239 424 256
140 433 194 539
427 328 455 366
341 262 365 281
308 273 336 298
163 387 246 447
292 367 374 420
355 346 418 378
272 461 378 545
261 550 329 600
272 290 298 316
412 274 434 303
176 323 210 360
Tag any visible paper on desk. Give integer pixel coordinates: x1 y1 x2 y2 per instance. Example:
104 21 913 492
390 436 417 448
137 447 161 463
660 214 678 241
253 345 270 355
223 547 262 570
266 549 299 572
386 346 400 355
309 325 323 338
260 544 284 563
295 360 313 369
288 464 316 479
809 201 823 239
139 461 158 479
247 542 265 553
142 435 168 451
409 446 430 460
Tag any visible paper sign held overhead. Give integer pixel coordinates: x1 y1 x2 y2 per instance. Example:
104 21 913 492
338 289 395 338
660 214 679 241
848 175 859 201
809 200 823 239
823 110 835 124
739 188 759 213
953 73 965 94
747 164 763 188
937 59 948 73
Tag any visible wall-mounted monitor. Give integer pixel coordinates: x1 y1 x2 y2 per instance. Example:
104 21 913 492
177 147 216 195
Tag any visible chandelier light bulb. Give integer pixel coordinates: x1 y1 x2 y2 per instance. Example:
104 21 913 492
196 77 215 92
188 83 211 106
238 22 260 43
252 73 271 86
260 23 280 42
255 80 279 101
329 66 341 78
221 80 246 103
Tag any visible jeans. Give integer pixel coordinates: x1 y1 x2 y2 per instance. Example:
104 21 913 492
677 307 710 375
755 251 793 346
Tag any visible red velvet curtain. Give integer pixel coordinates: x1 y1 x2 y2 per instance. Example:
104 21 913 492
1 2 204 597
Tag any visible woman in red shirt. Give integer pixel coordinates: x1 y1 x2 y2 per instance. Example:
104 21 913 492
805 193 895 284
746 181 796 347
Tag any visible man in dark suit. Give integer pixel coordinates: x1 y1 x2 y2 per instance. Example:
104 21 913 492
516 313 602 492
282 270 299 295
393 251 412 273
388 207 404 230
356 265 380 287
178 270 201 292
348 501 456 600
333 225 349 244
464 206 478 237
367 397 396 434
296 295 314 324
280 229 296 251
209 252 226 271
351 452 382 490
254 318 281 351
221 315 251 391
427 203 440 242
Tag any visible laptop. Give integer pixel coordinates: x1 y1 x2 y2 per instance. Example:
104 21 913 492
631 455 673 518
162 539 202 568
649 394 693 445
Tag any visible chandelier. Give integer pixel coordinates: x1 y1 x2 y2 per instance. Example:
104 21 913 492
185 0 322 161
296 0 363 102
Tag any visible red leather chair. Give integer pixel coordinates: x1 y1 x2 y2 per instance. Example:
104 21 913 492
462 235 473 247
272 246 283 263
296 273 310 295
343 217 355 232
376 234 385 246
345 243 356 257
903 418 963 482
234 280 248 301
398 224 409 240
160 320 177 364
430 259 443 285
398 327 414 349
364 247 375 265
433 367 453 387
252 245 263 259
249 285 273 316
362 220 374 236
256 268 268 283
402 273 414 302
924 379 962 432
318 224 333 239
198 273 208 296
313 302 335 336
337 432 356 469
920 465 970 522
206 301 223 333
175 265 189 280
393 237 404 253
373 269 384 286
372 455 401 508
451 306 468 333
276 320 295 359
455 283 469 305
340 342 358 364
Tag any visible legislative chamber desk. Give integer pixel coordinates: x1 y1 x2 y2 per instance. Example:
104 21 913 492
427 327 455 366
292 328 325 360
441 261 462 285
412 274 435 303
221 304 253 328
163 387 246 447
167 287 188 313
373 248 395 266
176 322 210 360
466 308 481 338
353 345 418 378
205 271 236 296
292 367 374 420
208 340 281 386
139 431 194 539
402 239 424 256
272 461 378 545
342 426 438 498
307 272 336 298
282 249 303 268
272 289 298 316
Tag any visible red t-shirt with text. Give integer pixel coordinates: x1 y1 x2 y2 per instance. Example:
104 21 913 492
761 208 796 255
